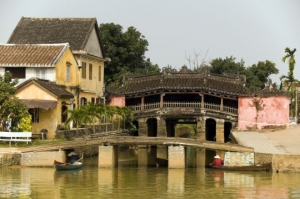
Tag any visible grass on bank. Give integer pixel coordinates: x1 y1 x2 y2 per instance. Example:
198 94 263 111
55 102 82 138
0 139 67 148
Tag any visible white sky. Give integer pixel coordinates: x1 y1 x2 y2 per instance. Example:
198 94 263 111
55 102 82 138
0 0 299 84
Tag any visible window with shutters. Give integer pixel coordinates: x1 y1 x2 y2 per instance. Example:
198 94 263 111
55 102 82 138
89 63 92 80
66 65 70 82
81 61 86 79
98 65 101 81
29 108 39 123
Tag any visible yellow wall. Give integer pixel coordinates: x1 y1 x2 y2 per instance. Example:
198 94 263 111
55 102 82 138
76 55 105 104
16 83 73 139
16 83 57 100
55 48 79 87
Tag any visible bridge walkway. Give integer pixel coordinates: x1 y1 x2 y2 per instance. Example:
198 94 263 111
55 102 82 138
8 136 254 153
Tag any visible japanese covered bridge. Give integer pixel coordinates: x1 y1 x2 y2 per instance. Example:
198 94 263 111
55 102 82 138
109 66 251 143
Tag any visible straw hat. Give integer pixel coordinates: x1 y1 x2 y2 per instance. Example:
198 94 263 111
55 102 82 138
214 155 220 159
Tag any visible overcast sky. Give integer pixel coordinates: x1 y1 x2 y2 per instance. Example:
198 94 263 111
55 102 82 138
0 0 299 83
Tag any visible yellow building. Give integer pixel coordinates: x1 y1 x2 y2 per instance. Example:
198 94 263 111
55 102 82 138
16 78 74 139
8 17 108 108
0 43 77 138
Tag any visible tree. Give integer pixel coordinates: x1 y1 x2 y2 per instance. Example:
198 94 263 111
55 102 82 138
64 108 86 135
185 49 209 69
0 71 29 131
81 102 107 134
280 47 299 118
99 23 160 87
18 114 32 132
209 56 246 75
208 57 279 91
246 61 279 91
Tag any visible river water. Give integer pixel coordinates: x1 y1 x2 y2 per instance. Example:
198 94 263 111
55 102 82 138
1 148 300 199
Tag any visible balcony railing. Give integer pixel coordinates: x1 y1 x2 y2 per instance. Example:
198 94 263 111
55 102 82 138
128 101 237 115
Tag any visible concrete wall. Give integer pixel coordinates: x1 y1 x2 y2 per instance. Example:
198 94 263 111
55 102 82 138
98 145 118 167
168 146 185 169
238 96 289 130
21 151 66 167
272 154 300 172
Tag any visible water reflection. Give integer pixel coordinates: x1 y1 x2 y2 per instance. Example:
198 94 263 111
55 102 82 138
1 148 300 198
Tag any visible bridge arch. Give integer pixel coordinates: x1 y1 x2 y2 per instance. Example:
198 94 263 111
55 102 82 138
132 120 139 136
224 121 233 142
147 118 157 137
205 118 216 141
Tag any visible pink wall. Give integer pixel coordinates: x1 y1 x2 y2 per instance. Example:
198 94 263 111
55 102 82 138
238 96 290 130
109 96 125 107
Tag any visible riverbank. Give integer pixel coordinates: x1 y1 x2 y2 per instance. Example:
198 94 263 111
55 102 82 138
232 124 300 155
1 125 300 171
232 124 300 172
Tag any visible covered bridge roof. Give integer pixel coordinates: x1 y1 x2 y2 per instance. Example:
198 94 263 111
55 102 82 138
113 66 251 97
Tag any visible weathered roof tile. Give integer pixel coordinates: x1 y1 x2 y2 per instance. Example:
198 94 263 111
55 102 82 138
7 17 104 55
0 43 68 67
115 72 251 96
17 78 74 98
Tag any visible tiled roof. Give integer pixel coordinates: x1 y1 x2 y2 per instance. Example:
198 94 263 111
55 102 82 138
116 72 251 96
7 17 104 54
0 43 68 67
17 78 74 98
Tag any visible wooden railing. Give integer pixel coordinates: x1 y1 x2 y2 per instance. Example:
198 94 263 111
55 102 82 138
128 101 237 114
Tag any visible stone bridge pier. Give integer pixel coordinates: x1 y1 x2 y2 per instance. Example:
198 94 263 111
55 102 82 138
137 116 234 144
98 145 207 169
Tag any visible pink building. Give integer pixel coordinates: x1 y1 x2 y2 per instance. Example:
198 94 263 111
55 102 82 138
238 86 290 130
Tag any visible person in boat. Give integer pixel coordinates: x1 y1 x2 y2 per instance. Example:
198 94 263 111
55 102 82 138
67 151 80 164
210 155 224 167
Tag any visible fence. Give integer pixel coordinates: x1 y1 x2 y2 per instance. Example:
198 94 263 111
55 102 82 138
128 101 237 114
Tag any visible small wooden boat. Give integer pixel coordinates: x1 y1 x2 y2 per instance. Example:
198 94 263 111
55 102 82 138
209 163 271 171
54 160 83 170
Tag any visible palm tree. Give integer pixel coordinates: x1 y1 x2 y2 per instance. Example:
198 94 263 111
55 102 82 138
106 105 117 131
280 47 299 119
93 103 106 132
64 108 86 136
81 103 98 134
120 107 134 129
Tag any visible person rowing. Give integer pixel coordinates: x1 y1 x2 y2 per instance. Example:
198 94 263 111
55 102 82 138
210 155 224 167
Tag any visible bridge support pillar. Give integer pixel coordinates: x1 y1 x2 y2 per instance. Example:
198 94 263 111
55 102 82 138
98 145 118 167
168 145 185 169
196 117 206 141
138 118 148 137
157 117 167 137
216 120 225 143
137 145 149 167
157 145 168 160
196 148 206 167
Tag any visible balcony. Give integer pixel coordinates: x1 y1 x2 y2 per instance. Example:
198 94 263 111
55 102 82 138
128 101 238 115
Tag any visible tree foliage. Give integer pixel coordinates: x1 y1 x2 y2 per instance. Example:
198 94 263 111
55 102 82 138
99 23 160 87
280 48 298 91
280 47 298 117
0 71 30 131
207 56 278 91
64 102 134 133
246 60 279 91
18 114 32 132
209 56 246 75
